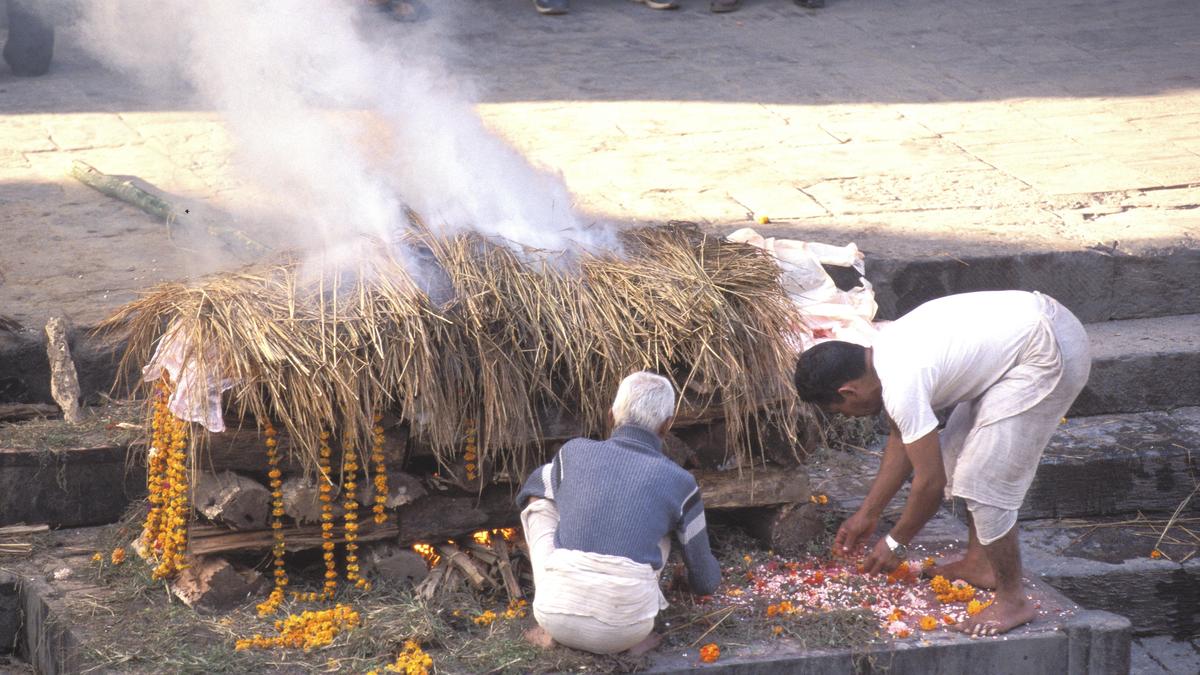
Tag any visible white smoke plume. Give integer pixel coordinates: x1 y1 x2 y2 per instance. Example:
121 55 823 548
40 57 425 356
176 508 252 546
75 0 615 258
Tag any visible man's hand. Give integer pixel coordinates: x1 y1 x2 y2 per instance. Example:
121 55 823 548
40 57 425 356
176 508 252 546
833 510 877 557
862 537 901 574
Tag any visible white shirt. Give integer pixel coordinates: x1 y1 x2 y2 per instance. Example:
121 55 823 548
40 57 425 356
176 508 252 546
872 291 1054 444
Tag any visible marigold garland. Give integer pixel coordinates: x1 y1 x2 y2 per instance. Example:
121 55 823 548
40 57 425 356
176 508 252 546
295 431 338 603
342 440 370 591
234 603 361 651
463 418 478 482
140 381 171 558
151 401 190 580
257 424 288 616
372 414 389 525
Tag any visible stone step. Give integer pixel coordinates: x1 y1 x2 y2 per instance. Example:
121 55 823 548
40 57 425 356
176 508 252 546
869 246 1200 324
0 446 144 528
1021 517 1200 638
1072 314 1200 416
1022 407 1200 521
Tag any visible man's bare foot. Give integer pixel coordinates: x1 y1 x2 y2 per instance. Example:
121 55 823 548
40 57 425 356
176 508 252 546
952 596 1036 637
624 632 662 657
523 626 556 649
926 556 997 589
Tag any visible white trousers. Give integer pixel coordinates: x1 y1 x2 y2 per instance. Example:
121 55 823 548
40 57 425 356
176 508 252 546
521 498 668 654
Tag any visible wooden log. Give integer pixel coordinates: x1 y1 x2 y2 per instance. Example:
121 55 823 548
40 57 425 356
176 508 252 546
280 475 343 525
170 555 268 614
194 424 408 474
437 543 488 590
188 520 399 556
463 542 499 566
693 465 810 510
415 563 447 601
491 537 524 601
363 542 429 586
743 502 825 556
0 403 60 423
44 317 82 424
0 524 50 537
357 469 427 509
193 471 271 530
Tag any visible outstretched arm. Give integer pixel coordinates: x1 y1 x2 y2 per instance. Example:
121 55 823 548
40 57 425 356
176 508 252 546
862 429 945 573
834 419 912 556
676 487 721 595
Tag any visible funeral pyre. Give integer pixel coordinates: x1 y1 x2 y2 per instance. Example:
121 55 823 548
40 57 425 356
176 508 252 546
99 222 842 623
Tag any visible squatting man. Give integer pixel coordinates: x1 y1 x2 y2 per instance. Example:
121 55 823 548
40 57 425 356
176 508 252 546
794 290 1090 636
515 371 721 655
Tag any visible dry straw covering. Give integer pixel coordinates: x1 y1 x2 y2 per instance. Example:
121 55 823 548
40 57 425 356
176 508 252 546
103 221 808 479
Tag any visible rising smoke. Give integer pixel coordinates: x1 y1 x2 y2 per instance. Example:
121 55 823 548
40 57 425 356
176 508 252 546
75 0 615 259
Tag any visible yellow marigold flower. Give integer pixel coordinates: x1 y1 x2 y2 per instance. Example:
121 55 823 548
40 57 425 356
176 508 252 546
91 552 103 563
919 616 938 631
966 599 992 616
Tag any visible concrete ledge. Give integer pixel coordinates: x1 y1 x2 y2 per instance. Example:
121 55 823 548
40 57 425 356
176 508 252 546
1023 521 1200 638
644 606 1131 674
1022 408 1200 520
869 247 1200 323
0 446 145 528
1071 314 1200 416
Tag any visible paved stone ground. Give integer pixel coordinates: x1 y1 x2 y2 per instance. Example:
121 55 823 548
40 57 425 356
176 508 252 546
1 0 1198 328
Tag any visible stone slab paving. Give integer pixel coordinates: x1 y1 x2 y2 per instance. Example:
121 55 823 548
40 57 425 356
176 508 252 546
1 0 1198 329
1131 636 1200 674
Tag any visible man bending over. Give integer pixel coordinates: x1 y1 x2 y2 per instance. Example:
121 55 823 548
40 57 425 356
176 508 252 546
794 291 1090 636
516 371 722 654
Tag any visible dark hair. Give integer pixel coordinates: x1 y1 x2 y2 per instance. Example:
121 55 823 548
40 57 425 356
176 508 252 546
794 341 867 405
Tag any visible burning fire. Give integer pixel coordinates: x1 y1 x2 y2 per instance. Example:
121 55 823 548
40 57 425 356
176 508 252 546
472 530 491 546
412 543 440 567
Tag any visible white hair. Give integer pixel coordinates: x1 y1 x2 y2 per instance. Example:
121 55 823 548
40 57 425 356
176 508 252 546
611 371 676 431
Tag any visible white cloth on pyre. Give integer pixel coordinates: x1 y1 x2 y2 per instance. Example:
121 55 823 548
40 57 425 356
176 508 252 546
142 326 236 432
727 228 879 349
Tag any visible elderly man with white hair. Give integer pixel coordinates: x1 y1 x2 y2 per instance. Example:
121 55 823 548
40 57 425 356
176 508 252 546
516 371 722 655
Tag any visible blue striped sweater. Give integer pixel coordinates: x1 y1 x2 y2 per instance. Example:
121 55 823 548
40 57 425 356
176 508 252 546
515 425 722 595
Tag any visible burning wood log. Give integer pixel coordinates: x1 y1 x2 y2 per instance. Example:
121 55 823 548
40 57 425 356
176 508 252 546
193 470 271 530
491 537 524 601
44 317 83 424
437 543 488 590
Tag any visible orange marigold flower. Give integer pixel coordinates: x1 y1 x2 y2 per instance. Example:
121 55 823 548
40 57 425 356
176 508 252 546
699 643 720 663
919 615 938 631
1150 549 1163 559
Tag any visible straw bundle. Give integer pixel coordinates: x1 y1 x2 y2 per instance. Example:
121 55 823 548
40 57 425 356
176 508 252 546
103 222 810 480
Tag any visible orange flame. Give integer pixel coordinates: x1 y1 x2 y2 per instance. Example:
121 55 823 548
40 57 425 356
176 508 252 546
412 543 440 567
472 530 491 545
498 528 518 541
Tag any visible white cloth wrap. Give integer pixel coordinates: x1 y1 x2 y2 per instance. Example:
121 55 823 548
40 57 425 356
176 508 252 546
521 498 668 654
940 294 1091 538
